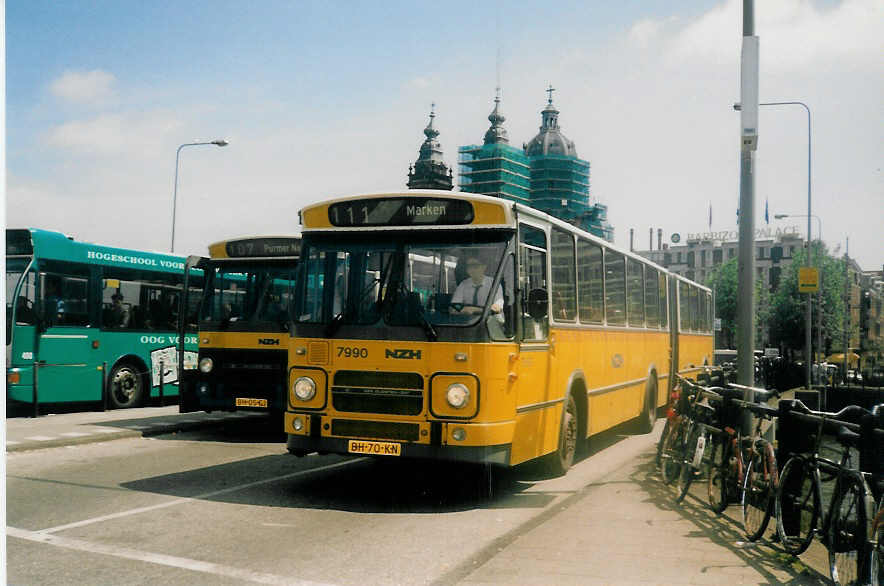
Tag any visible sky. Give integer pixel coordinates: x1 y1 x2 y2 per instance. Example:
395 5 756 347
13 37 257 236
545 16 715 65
5 0 883 270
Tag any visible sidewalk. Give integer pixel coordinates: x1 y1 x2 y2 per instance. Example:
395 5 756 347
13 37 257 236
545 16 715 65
5 406 266 453
457 432 830 585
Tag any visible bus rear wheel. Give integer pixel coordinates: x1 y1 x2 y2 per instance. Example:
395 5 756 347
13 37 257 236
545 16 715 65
638 375 658 433
109 362 145 409
544 392 578 476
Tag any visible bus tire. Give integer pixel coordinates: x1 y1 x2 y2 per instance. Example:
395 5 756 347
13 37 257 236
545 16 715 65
109 361 145 409
638 375 658 434
544 392 578 476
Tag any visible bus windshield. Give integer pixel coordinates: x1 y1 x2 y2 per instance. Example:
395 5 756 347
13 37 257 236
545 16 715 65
296 233 511 331
200 261 297 332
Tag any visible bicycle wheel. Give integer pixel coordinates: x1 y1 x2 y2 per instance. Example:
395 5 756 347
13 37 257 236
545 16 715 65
676 425 702 503
872 495 883 586
660 421 684 485
706 435 729 513
775 455 820 556
656 418 672 469
742 442 778 541
828 475 871 585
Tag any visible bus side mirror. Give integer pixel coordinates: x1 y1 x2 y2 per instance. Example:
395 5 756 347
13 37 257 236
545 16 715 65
527 288 548 320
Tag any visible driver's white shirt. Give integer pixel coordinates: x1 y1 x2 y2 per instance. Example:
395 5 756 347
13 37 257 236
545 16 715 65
451 276 504 309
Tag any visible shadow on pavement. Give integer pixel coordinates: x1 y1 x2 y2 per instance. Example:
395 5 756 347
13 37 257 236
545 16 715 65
122 421 643 515
634 453 829 585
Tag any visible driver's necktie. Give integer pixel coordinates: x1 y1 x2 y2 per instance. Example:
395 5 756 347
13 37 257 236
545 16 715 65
472 284 481 306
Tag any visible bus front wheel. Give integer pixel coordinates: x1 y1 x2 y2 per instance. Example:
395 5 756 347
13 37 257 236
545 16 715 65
544 392 578 476
109 362 145 409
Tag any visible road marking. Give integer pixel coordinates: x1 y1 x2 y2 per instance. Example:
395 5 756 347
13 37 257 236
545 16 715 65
37 458 364 535
24 436 56 442
6 527 334 586
93 429 121 434
6 440 21 445
59 432 91 437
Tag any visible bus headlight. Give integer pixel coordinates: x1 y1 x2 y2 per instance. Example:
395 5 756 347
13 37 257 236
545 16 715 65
198 357 214 373
292 377 316 401
446 383 470 409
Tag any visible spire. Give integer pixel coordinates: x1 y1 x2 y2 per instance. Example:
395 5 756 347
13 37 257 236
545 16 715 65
483 87 509 145
540 84 559 130
525 85 575 157
407 104 453 190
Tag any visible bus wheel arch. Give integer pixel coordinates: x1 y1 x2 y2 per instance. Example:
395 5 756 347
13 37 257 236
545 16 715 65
638 370 658 434
108 356 147 409
543 382 584 476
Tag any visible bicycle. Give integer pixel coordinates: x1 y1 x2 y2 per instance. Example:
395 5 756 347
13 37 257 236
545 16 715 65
663 376 723 504
774 400 880 585
731 396 780 541
658 375 701 486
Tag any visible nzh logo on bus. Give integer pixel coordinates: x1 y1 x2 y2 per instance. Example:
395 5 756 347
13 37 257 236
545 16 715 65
386 348 422 360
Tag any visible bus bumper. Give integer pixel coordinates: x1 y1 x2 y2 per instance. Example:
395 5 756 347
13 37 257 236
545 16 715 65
284 412 513 466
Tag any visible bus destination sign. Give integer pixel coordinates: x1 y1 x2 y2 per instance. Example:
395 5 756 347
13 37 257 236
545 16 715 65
328 197 474 227
225 237 301 258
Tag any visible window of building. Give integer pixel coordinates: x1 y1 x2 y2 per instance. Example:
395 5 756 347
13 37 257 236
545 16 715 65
713 249 722 264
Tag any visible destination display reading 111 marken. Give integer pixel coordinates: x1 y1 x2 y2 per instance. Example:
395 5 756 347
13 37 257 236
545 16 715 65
327 197 474 227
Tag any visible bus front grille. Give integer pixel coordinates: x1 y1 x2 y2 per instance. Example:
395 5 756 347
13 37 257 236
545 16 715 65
331 371 424 415
331 419 420 442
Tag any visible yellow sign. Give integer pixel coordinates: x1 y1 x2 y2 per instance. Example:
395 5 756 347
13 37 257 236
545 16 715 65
798 267 819 293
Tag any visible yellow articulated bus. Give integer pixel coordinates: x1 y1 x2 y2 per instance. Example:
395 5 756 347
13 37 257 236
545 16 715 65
284 191 712 473
178 235 301 419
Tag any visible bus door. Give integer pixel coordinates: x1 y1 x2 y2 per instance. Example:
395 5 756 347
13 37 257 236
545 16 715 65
6 260 38 401
513 223 554 462
35 271 101 403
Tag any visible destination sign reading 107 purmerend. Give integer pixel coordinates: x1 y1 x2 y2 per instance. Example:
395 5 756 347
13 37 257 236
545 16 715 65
328 197 474 227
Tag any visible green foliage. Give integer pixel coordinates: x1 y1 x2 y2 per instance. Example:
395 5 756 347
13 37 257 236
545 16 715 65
708 242 847 355
769 243 845 355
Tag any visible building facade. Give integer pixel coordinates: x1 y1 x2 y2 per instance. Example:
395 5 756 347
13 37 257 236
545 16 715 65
637 228 805 292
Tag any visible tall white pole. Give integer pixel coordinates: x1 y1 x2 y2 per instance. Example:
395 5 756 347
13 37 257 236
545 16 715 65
737 0 759 414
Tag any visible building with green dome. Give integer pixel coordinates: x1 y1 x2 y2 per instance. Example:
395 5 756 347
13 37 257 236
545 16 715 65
458 88 613 242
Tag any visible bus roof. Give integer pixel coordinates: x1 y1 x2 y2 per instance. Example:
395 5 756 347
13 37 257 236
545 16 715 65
6 228 188 273
299 190 514 231
207 235 302 259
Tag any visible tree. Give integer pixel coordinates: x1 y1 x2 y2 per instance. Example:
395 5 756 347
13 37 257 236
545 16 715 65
707 258 737 348
769 243 845 358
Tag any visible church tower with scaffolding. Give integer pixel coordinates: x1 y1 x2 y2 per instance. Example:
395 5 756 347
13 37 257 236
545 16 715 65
457 87 613 241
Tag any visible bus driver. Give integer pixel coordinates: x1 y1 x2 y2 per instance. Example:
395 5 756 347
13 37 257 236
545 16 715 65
451 255 504 316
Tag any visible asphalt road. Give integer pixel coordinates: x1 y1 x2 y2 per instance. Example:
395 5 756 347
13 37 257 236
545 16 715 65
5 415 833 585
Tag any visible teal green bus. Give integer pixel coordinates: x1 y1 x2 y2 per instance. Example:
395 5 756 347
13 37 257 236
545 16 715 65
6 228 202 410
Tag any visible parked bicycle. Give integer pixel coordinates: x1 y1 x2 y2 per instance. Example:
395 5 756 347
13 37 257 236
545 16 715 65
730 395 780 541
775 401 883 585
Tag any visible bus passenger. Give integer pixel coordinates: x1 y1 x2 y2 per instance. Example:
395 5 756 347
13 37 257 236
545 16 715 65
109 293 131 328
451 255 503 316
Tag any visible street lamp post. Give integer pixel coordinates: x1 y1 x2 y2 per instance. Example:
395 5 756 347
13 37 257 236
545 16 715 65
735 100 812 389
776 213 823 383
171 139 229 253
